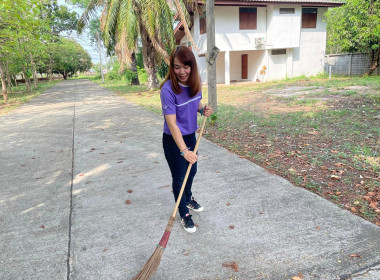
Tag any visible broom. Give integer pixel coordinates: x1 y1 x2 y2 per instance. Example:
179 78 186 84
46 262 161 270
132 114 208 280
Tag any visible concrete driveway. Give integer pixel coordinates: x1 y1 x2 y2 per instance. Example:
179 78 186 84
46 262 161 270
1 80 379 280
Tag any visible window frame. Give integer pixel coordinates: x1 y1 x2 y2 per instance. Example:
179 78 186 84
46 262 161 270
272 49 287 55
280 8 295 14
239 7 257 30
200 11 206 34
302 7 318 29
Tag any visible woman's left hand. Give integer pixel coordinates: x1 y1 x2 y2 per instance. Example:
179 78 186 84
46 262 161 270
203 105 213 117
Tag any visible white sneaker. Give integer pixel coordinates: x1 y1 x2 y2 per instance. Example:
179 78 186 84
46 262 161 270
180 215 196 233
187 197 204 212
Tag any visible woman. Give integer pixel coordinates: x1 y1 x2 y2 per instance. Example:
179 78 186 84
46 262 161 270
160 46 213 233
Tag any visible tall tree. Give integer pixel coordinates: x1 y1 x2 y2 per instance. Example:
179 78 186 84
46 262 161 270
326 0 380 74
0 0 48 100
43 1 79 80
50 38 92 79
75 0 198 90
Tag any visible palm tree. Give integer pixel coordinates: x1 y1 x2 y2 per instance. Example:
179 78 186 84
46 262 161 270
78 0 199 90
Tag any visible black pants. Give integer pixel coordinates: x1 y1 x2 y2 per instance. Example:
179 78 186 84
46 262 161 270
162 132 197 218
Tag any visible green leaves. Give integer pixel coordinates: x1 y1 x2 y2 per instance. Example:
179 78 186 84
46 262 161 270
326 0 380 54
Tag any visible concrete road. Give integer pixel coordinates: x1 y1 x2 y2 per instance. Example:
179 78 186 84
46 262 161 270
1 80 379 280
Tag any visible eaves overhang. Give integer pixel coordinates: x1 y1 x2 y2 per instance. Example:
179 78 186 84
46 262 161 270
198 0 344 7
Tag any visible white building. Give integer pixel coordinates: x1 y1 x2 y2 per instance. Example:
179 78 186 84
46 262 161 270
175 0 343 84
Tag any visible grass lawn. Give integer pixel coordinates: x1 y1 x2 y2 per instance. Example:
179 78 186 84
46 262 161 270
0 80 62 116
97 75 380 226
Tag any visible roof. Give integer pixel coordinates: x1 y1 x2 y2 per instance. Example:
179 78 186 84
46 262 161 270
201 0 344 7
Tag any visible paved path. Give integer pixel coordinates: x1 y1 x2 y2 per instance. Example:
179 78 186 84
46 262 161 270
1 80 379 280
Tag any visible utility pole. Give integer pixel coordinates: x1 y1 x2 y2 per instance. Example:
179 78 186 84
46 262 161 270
96 31 104 83
206 0 219 112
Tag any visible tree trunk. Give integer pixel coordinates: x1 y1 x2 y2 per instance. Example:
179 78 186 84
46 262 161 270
48 52 53 82
140 25 159 90
130 52 140 85
22 63 31 92
0 57 8 102
366 41 380 75
30 52 38 89
5 61 13 91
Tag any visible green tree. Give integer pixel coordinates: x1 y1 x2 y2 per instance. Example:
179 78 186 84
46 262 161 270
43 1 79 80
50 38 92 79
74 0 198 90
0 0 49 101
326 0 380 74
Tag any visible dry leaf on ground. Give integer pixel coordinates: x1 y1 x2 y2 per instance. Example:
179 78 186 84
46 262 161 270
222 261 239 272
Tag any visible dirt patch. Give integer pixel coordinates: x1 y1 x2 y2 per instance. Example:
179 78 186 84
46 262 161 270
205 80 380 226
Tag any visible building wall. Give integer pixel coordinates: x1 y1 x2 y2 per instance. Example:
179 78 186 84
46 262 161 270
268 50 287 80
292 7 328 77
266 5 301 49
214 7 267 52
188 6 329 83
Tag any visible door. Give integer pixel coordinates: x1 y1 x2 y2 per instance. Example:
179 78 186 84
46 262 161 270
242 54 248 79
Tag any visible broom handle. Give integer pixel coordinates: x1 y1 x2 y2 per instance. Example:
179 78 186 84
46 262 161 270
171 114 208 218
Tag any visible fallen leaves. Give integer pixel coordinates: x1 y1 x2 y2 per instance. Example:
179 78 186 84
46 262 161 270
307 130 319 135
222 261 239 272
125 189 133 204
228 225 235 229
369 201 378 210
205 99 380 227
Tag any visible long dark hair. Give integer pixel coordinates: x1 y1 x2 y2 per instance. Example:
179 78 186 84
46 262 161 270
160 46 201 97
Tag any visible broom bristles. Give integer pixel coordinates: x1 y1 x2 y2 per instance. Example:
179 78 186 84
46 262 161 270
132 217 175 280
132 246 164 280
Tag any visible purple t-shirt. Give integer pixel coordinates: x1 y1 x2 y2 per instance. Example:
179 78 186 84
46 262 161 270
160 80 202 135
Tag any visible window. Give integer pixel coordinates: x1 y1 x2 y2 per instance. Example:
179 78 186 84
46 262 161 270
302 8 317 28
200 11 206 34
239 7 257 30
272 49 286 55
280 8 295 14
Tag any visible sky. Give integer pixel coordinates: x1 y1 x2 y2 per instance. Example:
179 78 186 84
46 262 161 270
57 0 106 65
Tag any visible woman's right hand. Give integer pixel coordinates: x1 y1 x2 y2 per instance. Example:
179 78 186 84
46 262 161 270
183 150 197 164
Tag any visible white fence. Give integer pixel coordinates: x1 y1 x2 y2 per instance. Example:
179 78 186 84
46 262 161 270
324 53 379 76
